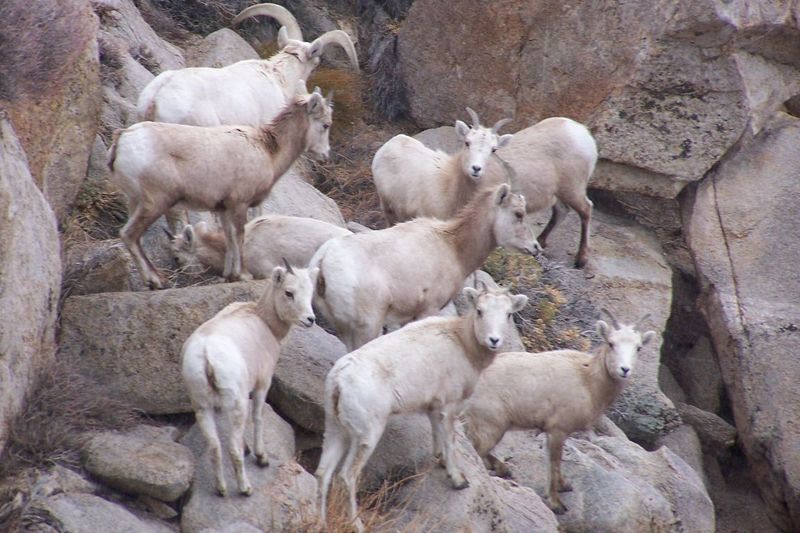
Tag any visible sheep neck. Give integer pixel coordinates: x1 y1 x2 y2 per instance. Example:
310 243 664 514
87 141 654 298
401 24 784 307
442 189 497 278
455 314 495 372
258 104 310 179
254 282 292 342
447 151 482 215
587 344 627 415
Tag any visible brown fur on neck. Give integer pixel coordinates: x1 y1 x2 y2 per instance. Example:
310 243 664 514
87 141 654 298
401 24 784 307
585 343 626 417
440 187 498 276
455 311 496 372
254 280 292 341
258 99 310 155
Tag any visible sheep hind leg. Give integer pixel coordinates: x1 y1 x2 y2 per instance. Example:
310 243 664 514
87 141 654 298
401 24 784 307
195 408 227 497
339 428 381 532
536 202 568 250
571 195 593 268
120 204 166 290
315 423 348 523
228 397 252 496
428 410 446 467
546 432 569 514
220 207 247 282
251 386 269 467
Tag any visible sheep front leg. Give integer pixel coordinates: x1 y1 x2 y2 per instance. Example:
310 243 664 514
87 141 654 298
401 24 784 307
441 406 469 490
120 203 166 290
546 431 570 514
251 386 269 467
427 410 445 467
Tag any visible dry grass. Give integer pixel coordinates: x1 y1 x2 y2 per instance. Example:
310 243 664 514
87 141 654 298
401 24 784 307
68 178 128 242
307 68 364 141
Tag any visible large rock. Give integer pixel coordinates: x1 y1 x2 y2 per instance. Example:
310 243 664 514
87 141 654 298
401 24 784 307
29 493 172 533
492 429 714 532
0 117 61 450
391 428 559 532
258 165 348 228
0 0 101 222
685 112 800 530
82 428 195 502
184 28 259 68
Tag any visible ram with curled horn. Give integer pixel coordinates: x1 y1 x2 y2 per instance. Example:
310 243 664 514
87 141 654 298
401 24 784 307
136 2 358 129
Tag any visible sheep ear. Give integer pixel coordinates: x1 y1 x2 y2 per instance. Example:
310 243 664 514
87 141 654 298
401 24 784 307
182 225 196 252
495 183 511 205
462 287 479 306
277 26 290 48
497 133 514 149
307 92 324 114
272 265 287 286
641 330 657 346
308 38 324 59
596 320 611 341
455 120 470 140
510 294 528 313
325 90 334 106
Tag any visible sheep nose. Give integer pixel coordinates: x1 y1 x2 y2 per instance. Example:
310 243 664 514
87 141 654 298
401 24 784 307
489 336 500 347
472 165 482 174
307 316 316 325
620 366 630 377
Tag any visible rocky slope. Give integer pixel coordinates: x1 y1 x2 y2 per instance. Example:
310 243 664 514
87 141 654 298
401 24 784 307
1 0 798 531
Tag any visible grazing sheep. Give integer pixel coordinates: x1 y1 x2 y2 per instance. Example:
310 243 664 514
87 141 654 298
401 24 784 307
109 85 332 289
316 285 528 530
464 308 656 514
309 183 540 350
181 261 319 497
372 107 513 225
374 108 597 267
170 215 351 279
137 3 357 127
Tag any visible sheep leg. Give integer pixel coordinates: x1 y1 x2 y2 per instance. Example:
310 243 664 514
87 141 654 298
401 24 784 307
251 386 269 467
195 408 227 497
486 453 512 479
165 206 189 235
427 410 446 467
339 429 380 533
220 207 247 282
316 422 349 523
546 432 568 514
120 203 166 290
350 320 385 351
228 398 252 496
572 195 593 268
442 407 468 490
536 202 567 250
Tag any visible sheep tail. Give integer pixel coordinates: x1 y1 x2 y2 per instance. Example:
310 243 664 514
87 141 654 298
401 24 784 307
107 129 122 172
316 265 326 298
331 383 341 422
205 354 220 394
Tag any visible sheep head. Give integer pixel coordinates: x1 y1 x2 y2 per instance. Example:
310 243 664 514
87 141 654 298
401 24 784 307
454 107 514 180
462 285 527 351
271 263 320 328
596 309 657 380
491 184 541 256
301 86 334 161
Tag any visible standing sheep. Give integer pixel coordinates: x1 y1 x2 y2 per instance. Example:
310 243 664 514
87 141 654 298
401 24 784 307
464 309 656 513
372 107 513 224
316 284 528 530
170 215 351 279
181 261 319 497
310 183 540 350
109 85 332 289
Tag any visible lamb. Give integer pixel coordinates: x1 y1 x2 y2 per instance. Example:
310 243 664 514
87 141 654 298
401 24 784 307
374 108 598 267
463 308 656 514
137 3 357 127
169 214 351 279
315 284 528 529
182 260 318 497
372 107 513 225
309 183 541 350
108 85 332 289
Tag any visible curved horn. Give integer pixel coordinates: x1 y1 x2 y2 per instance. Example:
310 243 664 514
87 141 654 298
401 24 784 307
231 3 303 41
491 117 512 134
282 257 294 274
636 314 651 329
311 30 359 71
465 107 480 127
600 308 621 329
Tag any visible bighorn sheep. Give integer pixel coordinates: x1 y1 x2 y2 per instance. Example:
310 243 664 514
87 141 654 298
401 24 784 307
109 85 332 289
374 108 597 267
137 3 358 127
309 183 540 350
182 260 319 497
464 309 656 514
170 215 351 279
316 285 528 530
372 107 513 225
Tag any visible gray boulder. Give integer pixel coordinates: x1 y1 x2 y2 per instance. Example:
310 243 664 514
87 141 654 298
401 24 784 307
185 28 259 68
29 493 172 533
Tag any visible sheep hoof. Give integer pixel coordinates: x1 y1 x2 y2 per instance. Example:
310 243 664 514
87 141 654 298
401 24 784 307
244 443 251 456
240 485 253 497
558 481 573 493
256 454 269 468
493 466 512 479
450 477 470 490
216 486 228 497
549 499 567 515
574 255 588 269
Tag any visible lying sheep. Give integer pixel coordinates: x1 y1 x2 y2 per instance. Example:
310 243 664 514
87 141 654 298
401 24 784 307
181 260 319 497
310 183 540 350
464 308 656 514
374 108 597 267
109 85 332 289
372 107 513 225
316 284 528 530
170 215 351 279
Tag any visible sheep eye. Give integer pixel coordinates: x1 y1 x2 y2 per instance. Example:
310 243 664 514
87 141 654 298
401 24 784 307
322 124 330 130
608 342 614 349
637 345 642 352
285 291 294 299
515 212 524 221
465 141 470 147
492 147 497 153
476 309 483 317
507 313 512 320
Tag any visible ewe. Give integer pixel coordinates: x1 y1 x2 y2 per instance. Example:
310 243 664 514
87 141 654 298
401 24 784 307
309 183 540 350
181 260 318 497
316 284 528 530
109 85 332 289
170 215 351 279
373 108 597 267
464 309 656 514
